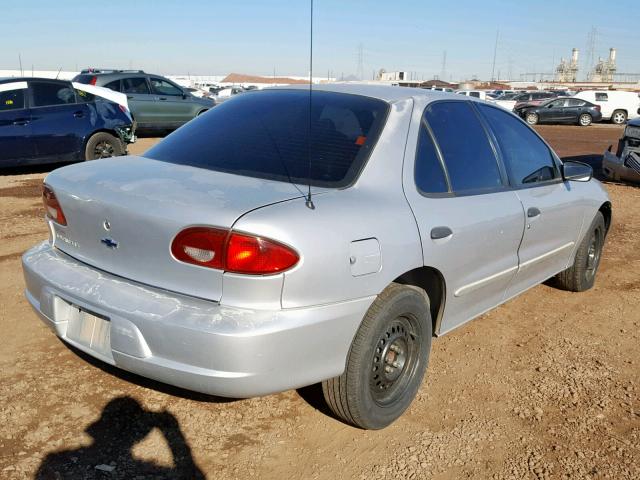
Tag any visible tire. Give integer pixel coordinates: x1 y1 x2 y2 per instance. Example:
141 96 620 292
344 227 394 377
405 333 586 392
555 212 605 292
84 132 123 161
196 109 208 116
322 283 432 429
578 113 592 126
525 112 539 125
611 110 627 125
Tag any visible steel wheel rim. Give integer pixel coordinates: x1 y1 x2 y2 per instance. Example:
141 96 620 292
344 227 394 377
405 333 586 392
94 141 115 159
580 114 590 126
370 316 419 406
585 228 601 279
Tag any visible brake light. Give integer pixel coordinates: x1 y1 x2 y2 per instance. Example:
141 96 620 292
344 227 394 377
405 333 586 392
171 227 299 275
118 104 129 114
42 185 67 226
89 76 97 85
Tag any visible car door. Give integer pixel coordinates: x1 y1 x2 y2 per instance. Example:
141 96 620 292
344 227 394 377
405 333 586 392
564 98 586 122
29 80 88 162
547 98 570 122
476 104 585 299
120 77 155 128
402 100 525 334
0 81 35 164
148 77 194 127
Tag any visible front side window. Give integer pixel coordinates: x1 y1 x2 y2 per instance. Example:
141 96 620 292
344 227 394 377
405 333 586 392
424 101 503 193
478 104 557 186
122 77 150 94
150 78 182 96
145 90 389 188
414 120 448 194
0 85 26 111
31 82 76 107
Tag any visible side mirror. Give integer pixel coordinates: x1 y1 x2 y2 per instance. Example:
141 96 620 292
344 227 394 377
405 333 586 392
562 160 593 182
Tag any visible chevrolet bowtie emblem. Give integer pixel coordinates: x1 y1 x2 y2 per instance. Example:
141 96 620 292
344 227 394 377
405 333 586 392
101 237 119 249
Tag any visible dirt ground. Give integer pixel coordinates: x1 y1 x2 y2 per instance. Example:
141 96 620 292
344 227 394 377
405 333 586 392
0 126 638 479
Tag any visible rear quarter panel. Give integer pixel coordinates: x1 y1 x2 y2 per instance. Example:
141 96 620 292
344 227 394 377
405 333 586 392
231 98 425 308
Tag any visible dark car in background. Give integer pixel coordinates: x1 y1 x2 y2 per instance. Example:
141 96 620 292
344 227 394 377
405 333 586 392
517 97 602 126
0 77 134 167
73 69 215 132
513 91 558 110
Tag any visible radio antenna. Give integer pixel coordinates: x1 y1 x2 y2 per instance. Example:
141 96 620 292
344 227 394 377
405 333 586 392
305 0 315 210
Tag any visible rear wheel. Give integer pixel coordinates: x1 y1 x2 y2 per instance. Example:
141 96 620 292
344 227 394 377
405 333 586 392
578 113 592 126
85 132 123 161
525 112 539 125
611 110 627 125
322 283 432 429
555 212 605 292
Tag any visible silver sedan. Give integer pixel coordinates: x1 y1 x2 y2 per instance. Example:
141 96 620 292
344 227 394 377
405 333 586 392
23 84 611 429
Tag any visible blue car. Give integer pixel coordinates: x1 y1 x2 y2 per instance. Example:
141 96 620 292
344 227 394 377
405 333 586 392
0 77 135 167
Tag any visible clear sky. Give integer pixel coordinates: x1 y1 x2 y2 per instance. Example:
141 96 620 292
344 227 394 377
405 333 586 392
3 0 639 81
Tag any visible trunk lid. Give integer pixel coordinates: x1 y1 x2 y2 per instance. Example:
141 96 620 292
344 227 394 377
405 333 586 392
45 156 304 301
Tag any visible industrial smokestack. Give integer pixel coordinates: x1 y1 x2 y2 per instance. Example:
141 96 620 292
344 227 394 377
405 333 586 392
609 48 616 62
571 48 579 64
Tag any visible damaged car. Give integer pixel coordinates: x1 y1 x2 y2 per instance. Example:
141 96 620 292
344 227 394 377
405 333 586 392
0 77 135 168
603 116 640 183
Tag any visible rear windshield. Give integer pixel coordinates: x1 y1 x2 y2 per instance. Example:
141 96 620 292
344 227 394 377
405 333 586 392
145 89 389 188
72 74 95 84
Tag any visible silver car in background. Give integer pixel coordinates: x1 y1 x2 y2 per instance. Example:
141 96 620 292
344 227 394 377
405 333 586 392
23 85 611 429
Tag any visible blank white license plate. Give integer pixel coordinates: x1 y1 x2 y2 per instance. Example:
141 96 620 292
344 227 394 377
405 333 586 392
65 307 112 359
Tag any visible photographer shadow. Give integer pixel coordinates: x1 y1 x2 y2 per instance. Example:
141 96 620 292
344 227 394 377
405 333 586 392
35 396 205 479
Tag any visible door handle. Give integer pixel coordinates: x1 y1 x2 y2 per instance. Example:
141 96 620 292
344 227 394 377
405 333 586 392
73 111 84 118
527 207 541 218
12 118 30 126
431 226 453 240
159 97 167 101
127 95 134 99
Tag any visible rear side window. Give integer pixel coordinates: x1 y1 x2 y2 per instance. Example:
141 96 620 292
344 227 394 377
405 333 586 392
469 91 480 98
415 120 448 194
0 86 26 111
424 101 503 193
145 90 388 188
74 89 95 103
72 74 95 85
478 104 557 185
31 82 76 107
595 92 608 101
122 77 150 94
567 99 586 107
104 80 121 92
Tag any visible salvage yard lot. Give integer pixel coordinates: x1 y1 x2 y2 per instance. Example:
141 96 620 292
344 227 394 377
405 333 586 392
1 125 638 479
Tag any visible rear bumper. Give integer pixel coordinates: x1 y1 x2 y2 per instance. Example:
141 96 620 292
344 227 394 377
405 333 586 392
22 242 373 397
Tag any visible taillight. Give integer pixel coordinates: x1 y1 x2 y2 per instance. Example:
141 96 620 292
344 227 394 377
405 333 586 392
595 105 601 112
171 227 226 269
42 185 67 226
89 76 97 85
171 227 299 275
118 104 128 114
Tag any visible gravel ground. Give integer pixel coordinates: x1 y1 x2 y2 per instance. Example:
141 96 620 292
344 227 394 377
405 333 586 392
0 125 638 479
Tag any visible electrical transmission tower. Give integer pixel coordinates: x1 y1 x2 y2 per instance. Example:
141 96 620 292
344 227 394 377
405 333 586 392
356 43 364 80
440 50 447 81
585 26 598 80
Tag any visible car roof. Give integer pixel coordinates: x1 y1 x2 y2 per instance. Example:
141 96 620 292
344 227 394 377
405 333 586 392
0 77 69 84
271 83 464 104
